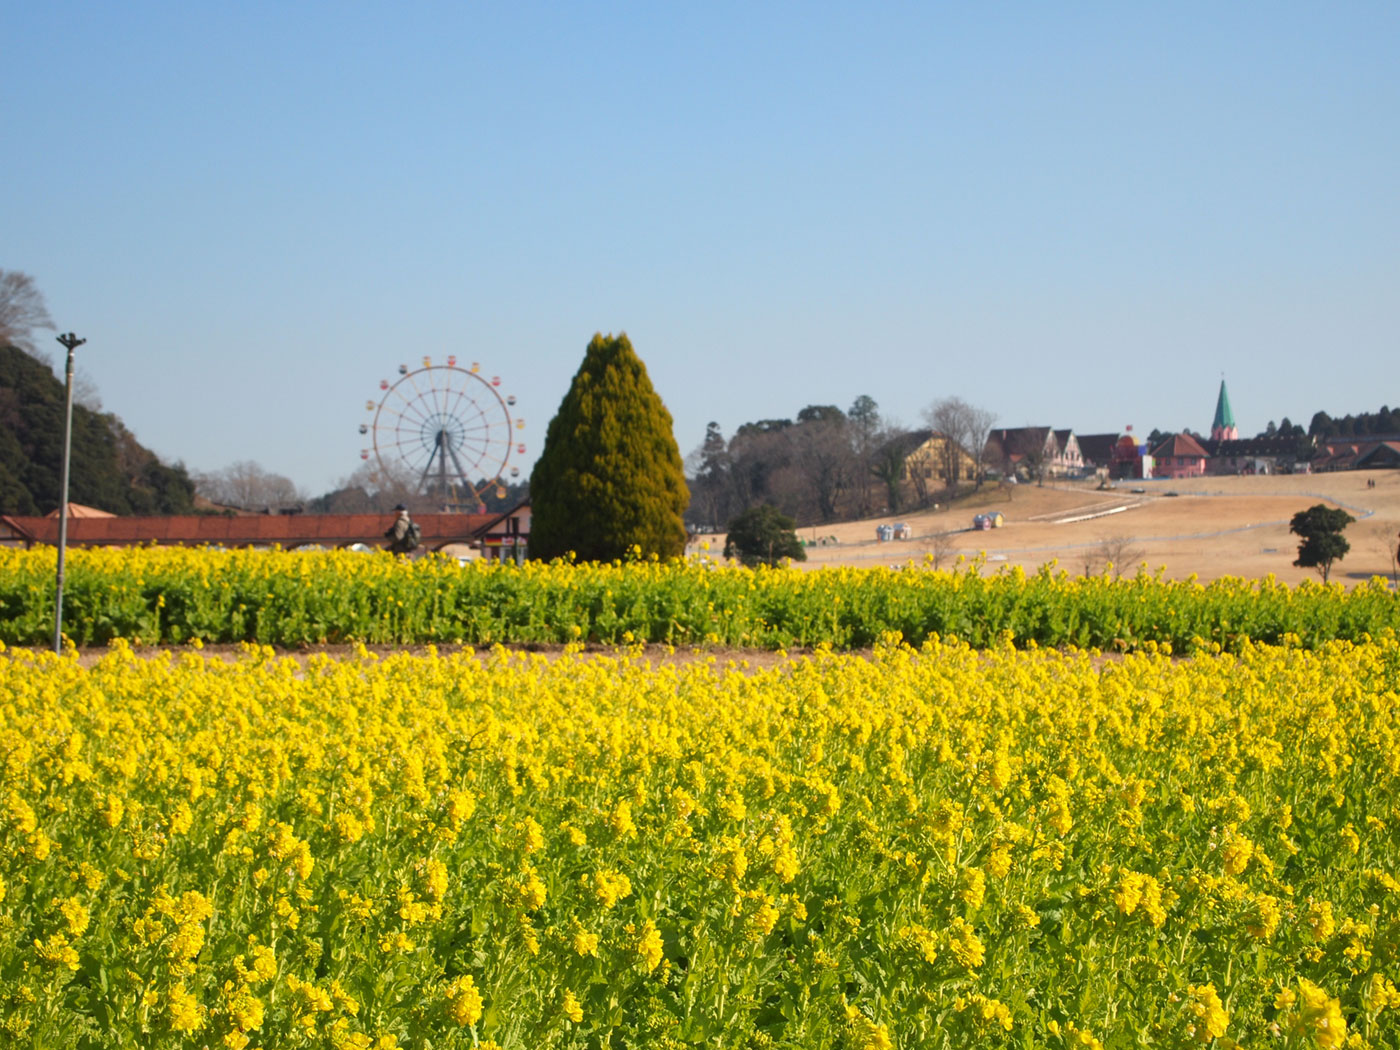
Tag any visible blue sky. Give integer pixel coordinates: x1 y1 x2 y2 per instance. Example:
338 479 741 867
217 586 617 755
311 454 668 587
6 2 1397 495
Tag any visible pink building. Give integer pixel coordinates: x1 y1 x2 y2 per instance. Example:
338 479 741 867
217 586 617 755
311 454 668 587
1149 433 1210 478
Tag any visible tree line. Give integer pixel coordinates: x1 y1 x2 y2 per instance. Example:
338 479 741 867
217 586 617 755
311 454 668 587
1145 405 1399 461
685 395 998 528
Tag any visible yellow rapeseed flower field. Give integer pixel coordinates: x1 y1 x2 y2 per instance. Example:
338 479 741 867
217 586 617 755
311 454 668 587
3 633 1399 1047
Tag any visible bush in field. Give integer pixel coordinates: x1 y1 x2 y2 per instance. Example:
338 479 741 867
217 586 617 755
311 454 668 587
1291 503 1355 582
724 504 806 567
529 333 688 562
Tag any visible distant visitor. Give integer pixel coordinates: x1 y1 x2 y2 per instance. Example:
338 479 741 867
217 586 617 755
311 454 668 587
384 504 422 554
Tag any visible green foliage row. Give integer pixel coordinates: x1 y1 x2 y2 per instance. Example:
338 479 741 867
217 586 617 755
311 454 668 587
1 547 1397 652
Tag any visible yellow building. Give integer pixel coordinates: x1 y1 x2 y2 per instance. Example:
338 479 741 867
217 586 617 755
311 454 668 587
902 430 979 483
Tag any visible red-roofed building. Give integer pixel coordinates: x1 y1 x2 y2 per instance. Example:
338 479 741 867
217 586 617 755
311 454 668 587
0 512 498 552
1149 433 1210 479
1311 435 1400 472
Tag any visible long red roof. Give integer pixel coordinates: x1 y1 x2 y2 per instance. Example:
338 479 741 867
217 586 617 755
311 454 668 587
0 512 495 549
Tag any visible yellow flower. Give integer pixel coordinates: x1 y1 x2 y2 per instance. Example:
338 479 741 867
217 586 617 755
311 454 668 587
610 799 637 838
1306 898 1336 941
167 982 204 1034
562 989 583 1024
446 788 477 828
590 869 632 909
518 815 545 853
1221 829 1254 876
58 896 91 937
572 927 600 957
637 918 664 973
985 844 1012 879
34 933 80 971
227 988 265 1032
1185 983 1228 1043
1283 979 1347 1049
751 898 780 937
959 868 986 909
444 974 483 1027
945 918 985 970
845 1004 894 1050
100 793 125 828
956 992 1013 1031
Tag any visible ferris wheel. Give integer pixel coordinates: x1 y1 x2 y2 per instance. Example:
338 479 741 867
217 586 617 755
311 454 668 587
359 356 524 509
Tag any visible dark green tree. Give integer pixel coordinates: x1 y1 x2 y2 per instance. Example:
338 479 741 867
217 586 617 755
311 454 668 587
685 421 732 529
1290 503 1355 583
870 428 912 514
529 332 688 562
1308 411 1333 438
0 345 195 515
723 504 806 567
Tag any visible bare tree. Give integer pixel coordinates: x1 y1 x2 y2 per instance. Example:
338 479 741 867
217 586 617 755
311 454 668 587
924 528 957 571
0 270 56 357
195 460 305 510
923 396 996 493
906 440 933 509
1368 522 1400 588
964 404 998 488
1083 535 1145 579
924 399 967 494
1011 428 1050 486
788 412 853 523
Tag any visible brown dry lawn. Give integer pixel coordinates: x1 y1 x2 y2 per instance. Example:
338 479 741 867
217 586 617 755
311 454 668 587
704 470 1400 586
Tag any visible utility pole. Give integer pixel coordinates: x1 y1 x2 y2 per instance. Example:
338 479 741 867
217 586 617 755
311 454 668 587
54 332 87 653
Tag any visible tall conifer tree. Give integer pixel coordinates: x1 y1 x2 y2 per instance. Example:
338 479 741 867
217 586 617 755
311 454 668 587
529 333 688 561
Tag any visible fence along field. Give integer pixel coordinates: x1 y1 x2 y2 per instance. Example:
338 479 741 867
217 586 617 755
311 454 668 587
3 639 1399 1046
0 546 1398 652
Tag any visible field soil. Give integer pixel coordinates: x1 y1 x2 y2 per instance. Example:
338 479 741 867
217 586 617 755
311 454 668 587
706 470 1400 586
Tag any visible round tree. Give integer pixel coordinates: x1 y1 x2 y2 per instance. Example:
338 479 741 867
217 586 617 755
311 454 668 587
723 504 807 567
1289 503 1355 582
529 332 688 562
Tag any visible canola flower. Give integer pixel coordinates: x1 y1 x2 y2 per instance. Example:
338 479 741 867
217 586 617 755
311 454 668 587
1 635 1399 1047
1 545 1397 651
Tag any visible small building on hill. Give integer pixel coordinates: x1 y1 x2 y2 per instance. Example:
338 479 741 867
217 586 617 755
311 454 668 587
476 500 532 564
1106 431 1156 479
1053 430 1086 475
1076 433 1121 473
1312 435 1400 472
1202 436 1306 475
984 427 1082 480
1149 433 1210 479
901 430 978 484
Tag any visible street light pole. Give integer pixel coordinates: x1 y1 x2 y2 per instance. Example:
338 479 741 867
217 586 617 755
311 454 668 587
54 332 86 654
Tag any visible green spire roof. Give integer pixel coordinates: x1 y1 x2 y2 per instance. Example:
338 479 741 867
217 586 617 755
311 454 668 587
1212 379 1235 431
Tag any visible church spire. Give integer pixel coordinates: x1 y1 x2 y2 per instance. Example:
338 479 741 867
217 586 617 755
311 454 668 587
1211 379 1237 440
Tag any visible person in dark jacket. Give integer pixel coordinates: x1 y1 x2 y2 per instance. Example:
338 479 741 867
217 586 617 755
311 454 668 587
384 504 419 554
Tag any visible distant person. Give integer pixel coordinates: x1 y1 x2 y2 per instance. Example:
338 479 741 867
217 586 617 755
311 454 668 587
384 504 421 554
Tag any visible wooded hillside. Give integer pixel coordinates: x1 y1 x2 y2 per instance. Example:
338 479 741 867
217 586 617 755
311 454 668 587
0 344 196 516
